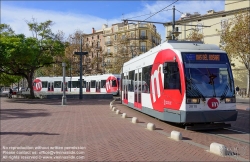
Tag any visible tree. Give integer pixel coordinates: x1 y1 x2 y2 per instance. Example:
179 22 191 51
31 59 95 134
218 12 250 96
104 32 136 74
0 20 65 98
185 29 204 42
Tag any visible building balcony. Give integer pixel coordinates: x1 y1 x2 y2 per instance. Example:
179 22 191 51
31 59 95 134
138 24 147 28
120 38 129 43
104 52 113 57
139 46 148 53
140 36 148 40
105 41 113 46
95 46 102 51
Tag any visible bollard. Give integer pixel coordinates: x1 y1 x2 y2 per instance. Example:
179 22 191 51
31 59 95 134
116 110 120 114
132 117 138 123
210 142 226 156
170 131 182 141
122 113 127 118
146 123 156 131
112 107 117 111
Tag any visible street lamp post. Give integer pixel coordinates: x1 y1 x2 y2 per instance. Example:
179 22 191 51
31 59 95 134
74 38 88 100
62 62 67 105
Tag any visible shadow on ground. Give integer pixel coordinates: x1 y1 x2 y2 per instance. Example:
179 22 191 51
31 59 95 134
0 132 59 136
0 109 51 120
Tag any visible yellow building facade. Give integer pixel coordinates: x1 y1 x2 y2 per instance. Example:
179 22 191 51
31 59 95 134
164 0 250 89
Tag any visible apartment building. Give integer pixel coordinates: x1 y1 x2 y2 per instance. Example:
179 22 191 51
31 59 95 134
164 0 250 89
82 28 104 75
80 22 161 74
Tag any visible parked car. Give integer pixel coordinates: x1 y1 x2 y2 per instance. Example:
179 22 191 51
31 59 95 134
0 87 10 97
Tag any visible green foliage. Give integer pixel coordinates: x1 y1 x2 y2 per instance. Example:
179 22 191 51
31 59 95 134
186 29 204 42
218 12 250 95
0 20 66 98
0 73 21 86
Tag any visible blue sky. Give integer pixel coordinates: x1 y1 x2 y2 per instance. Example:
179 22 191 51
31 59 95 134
1 0 225 42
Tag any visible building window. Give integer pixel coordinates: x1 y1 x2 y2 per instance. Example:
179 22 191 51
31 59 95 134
107 47 110 54
107 36 110 41
140 30 146 37
131 31 135 38
97 35 99 39
129 24 136 29
113 26 118 32
140 42 146 52
221 19 228 30
114 35 117 40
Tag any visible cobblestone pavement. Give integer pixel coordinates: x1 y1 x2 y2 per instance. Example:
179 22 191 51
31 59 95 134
0 97 249 161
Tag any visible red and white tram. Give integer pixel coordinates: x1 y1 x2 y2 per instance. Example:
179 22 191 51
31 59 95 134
121 41 237 128
33 74 120 95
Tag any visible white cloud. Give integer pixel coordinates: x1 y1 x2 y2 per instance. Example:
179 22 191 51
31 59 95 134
2 4 111 38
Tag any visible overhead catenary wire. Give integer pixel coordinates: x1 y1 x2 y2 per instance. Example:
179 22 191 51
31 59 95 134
144 0 179 21
125 9 172 20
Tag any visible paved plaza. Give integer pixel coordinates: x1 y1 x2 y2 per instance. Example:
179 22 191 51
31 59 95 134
0 97 249 161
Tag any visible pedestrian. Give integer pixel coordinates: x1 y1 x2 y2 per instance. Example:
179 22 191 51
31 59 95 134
8 88 13 98
235 86 239 95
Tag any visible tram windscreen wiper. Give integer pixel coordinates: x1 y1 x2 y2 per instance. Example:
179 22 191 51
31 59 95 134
186 78 206 101
220 84 229 101
206 68 217 97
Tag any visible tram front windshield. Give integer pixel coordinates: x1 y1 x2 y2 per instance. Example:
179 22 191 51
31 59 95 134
182 53 234 99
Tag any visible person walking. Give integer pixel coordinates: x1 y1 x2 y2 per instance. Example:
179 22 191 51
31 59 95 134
8 88 13 98
235 86 240 95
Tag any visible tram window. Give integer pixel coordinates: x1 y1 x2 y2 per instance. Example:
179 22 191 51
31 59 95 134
142 65 152 93
68 81 71 88
54 81 61 88
91 80 96 88
129 71 135 92
101 80 106 88
163 62 181 90
72 81 79 88
83 81 86 88
42 81 48 88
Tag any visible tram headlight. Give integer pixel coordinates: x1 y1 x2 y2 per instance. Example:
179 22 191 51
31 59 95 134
225 97 236 103
186 98 200 104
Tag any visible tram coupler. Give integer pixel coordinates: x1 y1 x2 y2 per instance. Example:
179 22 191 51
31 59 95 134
185 123 231 131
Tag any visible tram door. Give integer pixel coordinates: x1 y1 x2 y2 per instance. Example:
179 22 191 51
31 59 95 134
48 82 54 92
123 72 128 104
134 69 142 109
86 82 90 92
83 81 86 92
96 81 100 92
61 82 68 91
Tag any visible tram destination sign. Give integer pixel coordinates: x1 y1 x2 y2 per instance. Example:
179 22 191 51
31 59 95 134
183 53 227 62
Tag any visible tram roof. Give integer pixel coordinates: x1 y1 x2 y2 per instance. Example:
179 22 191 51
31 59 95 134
124 40 224 66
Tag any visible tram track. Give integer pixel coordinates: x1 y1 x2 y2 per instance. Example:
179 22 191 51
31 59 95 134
203 129 249 145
